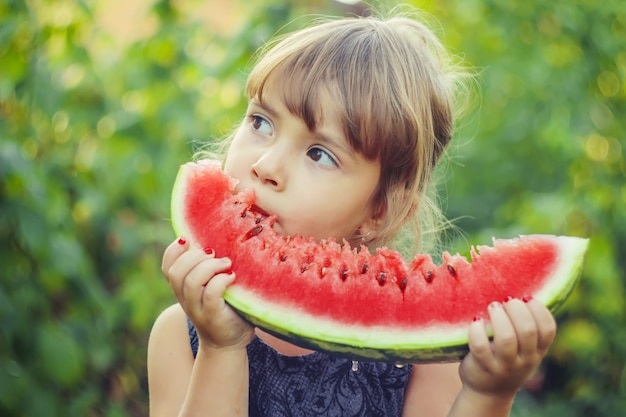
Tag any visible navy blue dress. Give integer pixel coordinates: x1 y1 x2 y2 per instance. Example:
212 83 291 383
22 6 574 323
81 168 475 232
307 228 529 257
187 319 412 417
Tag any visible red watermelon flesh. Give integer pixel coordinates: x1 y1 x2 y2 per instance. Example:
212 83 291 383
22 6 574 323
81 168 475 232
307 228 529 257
171 159 588 363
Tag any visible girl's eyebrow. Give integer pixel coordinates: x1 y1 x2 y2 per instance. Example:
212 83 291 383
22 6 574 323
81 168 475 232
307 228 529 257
250 98 278 119
251 96 352 157
314 130 351 155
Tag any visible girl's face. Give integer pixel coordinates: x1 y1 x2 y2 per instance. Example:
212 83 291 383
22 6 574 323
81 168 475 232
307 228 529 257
223 87 381 245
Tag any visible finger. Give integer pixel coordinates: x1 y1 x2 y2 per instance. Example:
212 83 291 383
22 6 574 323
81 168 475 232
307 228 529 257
200 271 236 312
167 251 205 303
161 236 189 276
525 298 557 353
166 248 207 287
467 317 493 365
180 257 231 306
503 298 538 357
488 301 518 362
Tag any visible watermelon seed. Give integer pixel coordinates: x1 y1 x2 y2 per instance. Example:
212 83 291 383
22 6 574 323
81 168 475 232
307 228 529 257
301 264 309 273
255 216 262 224
279 253 288 262
399 277 407 291
361 263 369 274
321 267 327 277
243 225 263 240
240 211 248 218
378 272 386 286
341 269 348 281
447 264 457 277
425 270 434 283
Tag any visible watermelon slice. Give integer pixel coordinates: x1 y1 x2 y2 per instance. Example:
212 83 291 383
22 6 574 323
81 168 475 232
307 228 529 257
170 159 588 363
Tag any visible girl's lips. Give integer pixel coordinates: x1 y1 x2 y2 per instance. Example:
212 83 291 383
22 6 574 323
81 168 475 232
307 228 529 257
249 204 270 217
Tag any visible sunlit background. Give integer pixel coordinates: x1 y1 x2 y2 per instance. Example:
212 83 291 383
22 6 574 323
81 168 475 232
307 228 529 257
1 0 624 415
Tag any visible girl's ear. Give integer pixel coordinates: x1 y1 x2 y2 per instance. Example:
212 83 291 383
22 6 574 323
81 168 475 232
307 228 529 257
357 192 419 247
356 220 378 243
355 206 385 245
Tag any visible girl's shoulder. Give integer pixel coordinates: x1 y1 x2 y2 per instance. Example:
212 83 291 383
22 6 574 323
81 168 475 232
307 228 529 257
154 303 189 342
148 304 195 414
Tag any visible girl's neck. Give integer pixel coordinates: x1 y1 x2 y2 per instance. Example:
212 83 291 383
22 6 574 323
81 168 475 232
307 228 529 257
255 328 315 357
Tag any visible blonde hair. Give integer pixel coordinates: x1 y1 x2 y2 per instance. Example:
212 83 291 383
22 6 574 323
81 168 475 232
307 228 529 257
241 12 471 252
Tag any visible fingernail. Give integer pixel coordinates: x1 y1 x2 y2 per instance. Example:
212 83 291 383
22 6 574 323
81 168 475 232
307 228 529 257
489 301 503 309
503 296 514 303
225 269 233 275
177 237 186 245
472 315 482 322
522 295 533 303
204 247 214 255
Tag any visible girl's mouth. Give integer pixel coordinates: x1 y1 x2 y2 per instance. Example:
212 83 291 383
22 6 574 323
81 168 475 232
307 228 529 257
249 203 283 235
249 204 270 218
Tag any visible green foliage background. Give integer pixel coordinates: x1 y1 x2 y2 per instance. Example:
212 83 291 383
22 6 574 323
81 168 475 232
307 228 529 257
1 0 624 415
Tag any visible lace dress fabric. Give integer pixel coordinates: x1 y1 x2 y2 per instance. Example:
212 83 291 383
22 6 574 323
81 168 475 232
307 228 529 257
187 318 412 417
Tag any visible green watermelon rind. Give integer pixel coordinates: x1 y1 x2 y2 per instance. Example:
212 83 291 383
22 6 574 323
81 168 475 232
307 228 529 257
170 161 196 241
223 235 588 363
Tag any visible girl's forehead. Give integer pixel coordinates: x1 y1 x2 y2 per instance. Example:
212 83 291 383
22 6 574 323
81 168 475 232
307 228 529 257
254 71 341 131
254 79 347 144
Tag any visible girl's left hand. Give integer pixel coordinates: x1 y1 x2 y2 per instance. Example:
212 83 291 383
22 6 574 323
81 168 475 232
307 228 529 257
459 297 557 397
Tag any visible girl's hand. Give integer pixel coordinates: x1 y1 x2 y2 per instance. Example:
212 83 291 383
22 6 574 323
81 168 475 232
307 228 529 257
161 237 254 350
459 297 557 398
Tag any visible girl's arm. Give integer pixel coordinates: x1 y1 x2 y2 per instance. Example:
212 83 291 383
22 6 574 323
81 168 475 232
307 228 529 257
147 303 249 417
403 297 556 417
147 303 194 417
402 362 462 417
148 238 254 417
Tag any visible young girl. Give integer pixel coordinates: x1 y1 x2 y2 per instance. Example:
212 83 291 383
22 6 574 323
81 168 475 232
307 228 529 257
148 10 557 417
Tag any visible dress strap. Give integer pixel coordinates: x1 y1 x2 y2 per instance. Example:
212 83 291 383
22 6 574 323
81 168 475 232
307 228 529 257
186 316 199 357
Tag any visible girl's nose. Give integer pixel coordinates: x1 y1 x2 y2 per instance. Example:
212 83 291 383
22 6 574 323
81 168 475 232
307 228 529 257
250 155 285 191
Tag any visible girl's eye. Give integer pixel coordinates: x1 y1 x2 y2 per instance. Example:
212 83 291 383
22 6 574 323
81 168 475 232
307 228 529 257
250 115 272 135
306 147 337 167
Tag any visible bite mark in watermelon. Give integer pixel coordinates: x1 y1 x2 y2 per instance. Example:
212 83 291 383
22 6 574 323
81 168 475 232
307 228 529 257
170 159 588 363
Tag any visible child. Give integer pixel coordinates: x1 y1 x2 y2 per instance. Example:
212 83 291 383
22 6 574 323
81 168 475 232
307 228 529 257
148 10 557 417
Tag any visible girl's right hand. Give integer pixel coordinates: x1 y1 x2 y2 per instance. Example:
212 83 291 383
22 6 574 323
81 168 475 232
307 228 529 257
161 237 254 350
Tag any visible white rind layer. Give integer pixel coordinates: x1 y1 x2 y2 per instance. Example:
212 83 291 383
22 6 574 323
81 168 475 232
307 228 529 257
226 284 470 349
